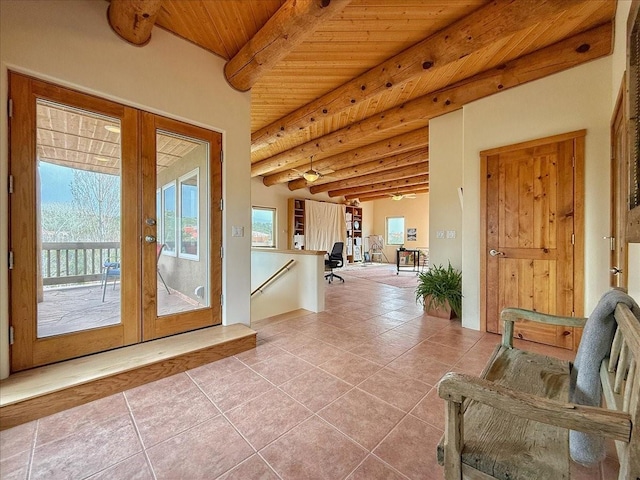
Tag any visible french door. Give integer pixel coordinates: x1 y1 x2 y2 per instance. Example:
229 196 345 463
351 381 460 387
9 72 221 372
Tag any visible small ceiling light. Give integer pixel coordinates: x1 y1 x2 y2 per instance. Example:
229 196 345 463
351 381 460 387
392 194 404 201
302 155 321 183
104 125 121 134
303 170 320 182
94 156 111 162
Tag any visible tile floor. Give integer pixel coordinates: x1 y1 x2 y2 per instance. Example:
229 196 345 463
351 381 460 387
0 269 619 479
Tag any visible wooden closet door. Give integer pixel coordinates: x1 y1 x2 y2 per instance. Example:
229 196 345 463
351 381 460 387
481 131 584 349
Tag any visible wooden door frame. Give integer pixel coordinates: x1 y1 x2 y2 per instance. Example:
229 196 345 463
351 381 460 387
610 75 629 289
9 72 141 371
8 72 223 371
141 112 223 340
479 130 585 345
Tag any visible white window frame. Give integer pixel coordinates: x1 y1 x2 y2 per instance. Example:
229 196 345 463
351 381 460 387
178 168 200 261
386 216 405 246
161 182 177 256
251 206 277 248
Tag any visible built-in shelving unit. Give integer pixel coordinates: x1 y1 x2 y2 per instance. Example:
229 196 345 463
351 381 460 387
288 198 305 249
345 205 363 262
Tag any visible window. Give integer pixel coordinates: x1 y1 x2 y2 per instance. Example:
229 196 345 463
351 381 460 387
179 169 199 259
162 183 176 255
252 207 276 247
387 216 405 246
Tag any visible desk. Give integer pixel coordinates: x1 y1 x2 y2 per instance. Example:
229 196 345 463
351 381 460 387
396 249 420 274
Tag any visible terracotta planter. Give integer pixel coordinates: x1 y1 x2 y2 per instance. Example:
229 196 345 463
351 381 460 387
423 295 456 319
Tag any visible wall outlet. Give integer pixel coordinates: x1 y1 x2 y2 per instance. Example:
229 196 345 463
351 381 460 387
447 230 456 239
436 230 445 239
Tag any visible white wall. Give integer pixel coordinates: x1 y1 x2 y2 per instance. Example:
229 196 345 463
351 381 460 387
461 57 612 330
0 0 251 379
371 195 429 262
250 177 356 250
428 110 463 270
250 249 325 322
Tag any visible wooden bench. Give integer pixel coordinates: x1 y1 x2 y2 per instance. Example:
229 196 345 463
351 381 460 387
437 302 639 480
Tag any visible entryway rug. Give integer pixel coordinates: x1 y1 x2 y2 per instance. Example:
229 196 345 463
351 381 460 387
338 263 420 288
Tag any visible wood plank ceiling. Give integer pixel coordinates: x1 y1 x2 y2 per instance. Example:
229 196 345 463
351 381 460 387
107 0 616 202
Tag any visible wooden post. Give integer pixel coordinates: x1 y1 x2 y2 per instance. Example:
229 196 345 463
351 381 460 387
444 398 464 480
107 0 163 46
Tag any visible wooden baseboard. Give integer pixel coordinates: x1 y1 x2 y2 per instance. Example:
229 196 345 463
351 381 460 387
0 324 256 430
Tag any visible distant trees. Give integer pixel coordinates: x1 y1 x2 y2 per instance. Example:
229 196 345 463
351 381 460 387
70 170 120 241
40 169 120 242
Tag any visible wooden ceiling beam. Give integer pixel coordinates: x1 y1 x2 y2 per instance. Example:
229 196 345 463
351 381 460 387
251 0 584 151
260 127 428 184
107 0 163 46
310 161 428 194
225 0 352 92
328 174 429 198
287 147 428 190
352 187 430 202
256 22 610 182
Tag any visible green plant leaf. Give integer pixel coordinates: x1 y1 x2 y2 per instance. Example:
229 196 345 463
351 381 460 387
415 261 462 317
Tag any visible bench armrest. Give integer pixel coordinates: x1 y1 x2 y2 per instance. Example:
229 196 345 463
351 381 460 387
437 372 631 443
500 308 588 348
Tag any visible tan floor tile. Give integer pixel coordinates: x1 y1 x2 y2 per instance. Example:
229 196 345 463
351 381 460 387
319 351 383 385
348 341 411 365
0 420 36 459
374 416 444 480
387 351 452 385
0 450 31 480
235 343 288 366
31 414 142 480
126 380 219 447
318 389 405 450
146 416 253 480
86 453 154 480
407 340 466 365
217 454 280 480
280 367 353 412
346 455 407 480
37 393 128 446
288 340 345 365
359 368 431 412
187 356 247 385
226 389 311 450
410 387 444 430
260 417 366 480
250 351 314 385
199 367 275 412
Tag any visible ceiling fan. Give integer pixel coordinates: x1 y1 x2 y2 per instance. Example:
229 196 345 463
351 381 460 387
390 192 417 201
293 156 332 183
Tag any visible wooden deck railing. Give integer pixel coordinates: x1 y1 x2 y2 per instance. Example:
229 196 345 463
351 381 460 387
41 242 120 286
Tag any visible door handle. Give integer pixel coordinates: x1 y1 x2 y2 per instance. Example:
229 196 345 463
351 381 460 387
489 249 505 257
610 266 622 275
145 235 156 243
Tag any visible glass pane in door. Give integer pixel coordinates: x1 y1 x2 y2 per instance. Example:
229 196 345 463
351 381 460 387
156 131 210 316
36 100 122 337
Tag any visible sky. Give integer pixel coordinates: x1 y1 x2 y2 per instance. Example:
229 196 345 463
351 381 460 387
39 162 74 204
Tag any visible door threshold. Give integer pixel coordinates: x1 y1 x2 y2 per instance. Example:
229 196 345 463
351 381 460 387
0 324 256 430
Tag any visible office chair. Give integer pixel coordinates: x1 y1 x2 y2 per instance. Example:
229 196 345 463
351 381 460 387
101 259 120 302
324 242 345 284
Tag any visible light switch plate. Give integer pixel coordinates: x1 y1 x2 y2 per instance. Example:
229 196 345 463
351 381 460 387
447 230 456 239
232 226 244 237
436 230 445 239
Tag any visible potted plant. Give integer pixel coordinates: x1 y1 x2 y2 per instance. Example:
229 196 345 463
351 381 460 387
415 262 462 319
